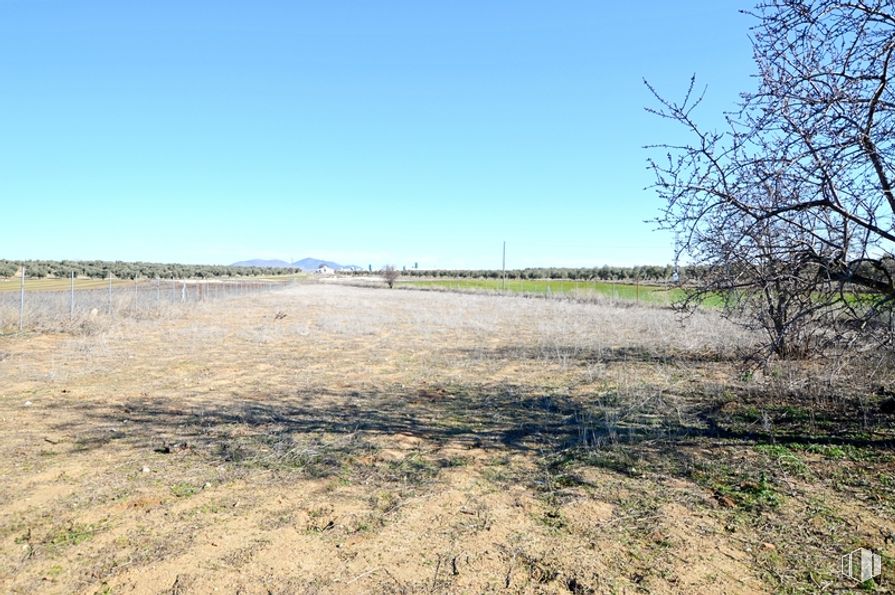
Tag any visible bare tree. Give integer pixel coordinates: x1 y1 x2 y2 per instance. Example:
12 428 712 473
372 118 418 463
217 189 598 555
381 265 399 289
648 0 895 357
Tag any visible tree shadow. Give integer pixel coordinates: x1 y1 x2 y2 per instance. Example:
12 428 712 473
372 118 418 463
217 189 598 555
454 344 748 366
60 384 643 456
55 378 894 476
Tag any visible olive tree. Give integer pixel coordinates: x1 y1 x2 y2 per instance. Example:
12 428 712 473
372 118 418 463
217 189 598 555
649 0 895 357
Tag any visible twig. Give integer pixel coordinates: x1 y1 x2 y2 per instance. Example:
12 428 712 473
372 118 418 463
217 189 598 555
382 568 406 592
596 512 663 529
346 567 381 585
430 555 441 592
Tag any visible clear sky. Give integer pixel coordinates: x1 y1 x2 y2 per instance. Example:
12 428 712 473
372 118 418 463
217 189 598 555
1 1 755 269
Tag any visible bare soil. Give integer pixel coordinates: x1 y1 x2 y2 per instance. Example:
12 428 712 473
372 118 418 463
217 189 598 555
1 284 892 594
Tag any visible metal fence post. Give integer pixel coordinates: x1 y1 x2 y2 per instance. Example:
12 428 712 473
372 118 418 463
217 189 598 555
19 266 25 332
70 271 75 322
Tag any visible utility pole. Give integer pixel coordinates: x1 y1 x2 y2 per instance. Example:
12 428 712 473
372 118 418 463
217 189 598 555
501 241 506 292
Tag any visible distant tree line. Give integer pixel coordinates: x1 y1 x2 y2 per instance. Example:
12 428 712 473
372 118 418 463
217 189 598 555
0 259 294 280
358 265 689 282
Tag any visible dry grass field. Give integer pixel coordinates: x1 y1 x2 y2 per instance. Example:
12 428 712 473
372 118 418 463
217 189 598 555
1 284 893 594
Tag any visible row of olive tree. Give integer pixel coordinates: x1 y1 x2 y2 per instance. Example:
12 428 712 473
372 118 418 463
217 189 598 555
368 265 685 282
0 259 294 280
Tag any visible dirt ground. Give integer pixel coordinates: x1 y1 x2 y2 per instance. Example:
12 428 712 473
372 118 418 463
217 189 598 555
0 284 892 594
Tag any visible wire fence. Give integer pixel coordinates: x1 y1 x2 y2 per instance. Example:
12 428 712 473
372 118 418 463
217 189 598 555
0 270 287 335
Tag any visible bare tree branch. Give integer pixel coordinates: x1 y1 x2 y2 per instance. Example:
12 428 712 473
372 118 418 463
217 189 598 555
647 0 895 357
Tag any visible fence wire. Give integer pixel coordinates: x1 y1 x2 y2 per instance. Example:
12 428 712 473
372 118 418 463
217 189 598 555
0 274 285 335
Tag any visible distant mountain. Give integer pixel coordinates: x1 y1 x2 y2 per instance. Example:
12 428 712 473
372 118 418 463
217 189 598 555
230 257 360 271
292 257 344 271
231 259 292 268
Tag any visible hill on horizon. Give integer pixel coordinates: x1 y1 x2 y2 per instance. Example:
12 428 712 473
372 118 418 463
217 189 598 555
292 257 344 271
230 259 292 268
231 257 356 271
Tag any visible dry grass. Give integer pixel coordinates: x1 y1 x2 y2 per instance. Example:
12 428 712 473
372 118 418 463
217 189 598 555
0 285 892 593
0 280 282 335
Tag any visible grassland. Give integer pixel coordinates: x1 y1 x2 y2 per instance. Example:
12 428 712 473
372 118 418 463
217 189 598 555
0 284 892 593
403 278 680 304
0 278 130 293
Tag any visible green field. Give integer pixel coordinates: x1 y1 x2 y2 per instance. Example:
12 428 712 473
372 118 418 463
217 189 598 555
403 278 683 304
0 278 126 292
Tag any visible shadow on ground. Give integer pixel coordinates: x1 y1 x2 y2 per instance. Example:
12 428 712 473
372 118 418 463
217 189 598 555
54 375 895 486
454 344 749 366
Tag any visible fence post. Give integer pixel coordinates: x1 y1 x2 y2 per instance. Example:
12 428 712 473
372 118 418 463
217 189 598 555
108 273 113 315
156 276 161 315
19 266 25 332
70 271 75 322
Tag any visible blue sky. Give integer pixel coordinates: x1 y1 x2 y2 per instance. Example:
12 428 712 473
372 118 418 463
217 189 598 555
1 1 755 269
